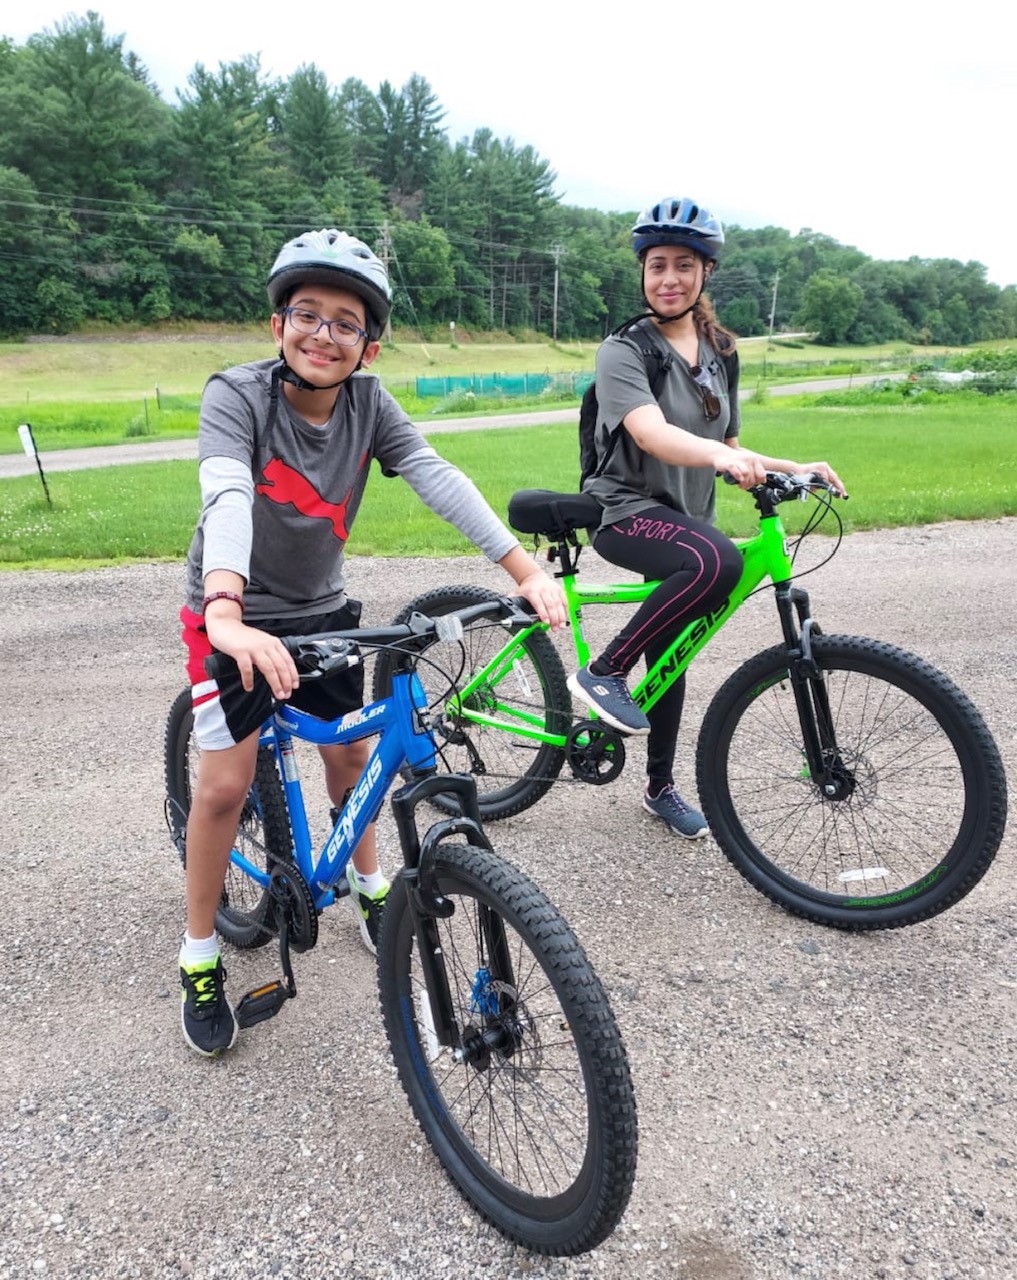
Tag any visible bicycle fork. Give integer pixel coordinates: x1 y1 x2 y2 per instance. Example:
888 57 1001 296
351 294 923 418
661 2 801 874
391 774 517 1066
777 586 851 797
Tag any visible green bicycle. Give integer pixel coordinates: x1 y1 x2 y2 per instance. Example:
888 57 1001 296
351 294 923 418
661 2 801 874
373 473 1007 931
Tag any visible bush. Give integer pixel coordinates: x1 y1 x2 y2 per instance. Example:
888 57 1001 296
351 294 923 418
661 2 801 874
428 388 478 415
35 277 84 334
947 348 1017 373
749 382 771 406
125 413 154 438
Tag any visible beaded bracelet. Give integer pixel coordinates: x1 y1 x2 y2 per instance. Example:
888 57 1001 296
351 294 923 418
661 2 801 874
202 590 245 614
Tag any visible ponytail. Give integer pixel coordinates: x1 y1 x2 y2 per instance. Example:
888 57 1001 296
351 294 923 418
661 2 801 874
695 294 738 356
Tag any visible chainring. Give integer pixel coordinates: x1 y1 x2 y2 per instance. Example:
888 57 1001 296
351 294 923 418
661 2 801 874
269 862 319 953
565 720 626 784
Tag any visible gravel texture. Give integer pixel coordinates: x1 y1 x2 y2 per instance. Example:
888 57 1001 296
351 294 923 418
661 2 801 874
2 519 1015 1280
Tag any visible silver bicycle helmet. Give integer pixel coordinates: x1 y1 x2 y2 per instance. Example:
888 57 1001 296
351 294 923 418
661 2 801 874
267 229 392 339
631 197 725 260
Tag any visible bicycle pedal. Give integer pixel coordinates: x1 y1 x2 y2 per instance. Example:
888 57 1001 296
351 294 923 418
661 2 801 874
236 980 292 1029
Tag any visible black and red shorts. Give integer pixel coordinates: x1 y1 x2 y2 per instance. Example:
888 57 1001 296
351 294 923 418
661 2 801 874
180 599 364 750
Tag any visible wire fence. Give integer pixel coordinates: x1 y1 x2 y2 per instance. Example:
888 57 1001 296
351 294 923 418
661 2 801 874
414 371 594 399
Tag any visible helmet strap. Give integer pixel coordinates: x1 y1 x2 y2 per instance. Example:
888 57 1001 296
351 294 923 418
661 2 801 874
276 357 351 391
644 297 701 326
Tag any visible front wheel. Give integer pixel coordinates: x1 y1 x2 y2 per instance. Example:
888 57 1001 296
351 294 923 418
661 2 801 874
377 842 637 1255
696 636 1007 930
372 585 571 821
164 689 293 949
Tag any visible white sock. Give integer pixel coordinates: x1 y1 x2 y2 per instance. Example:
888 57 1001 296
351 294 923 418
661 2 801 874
180 931 219 966
351 867 387 897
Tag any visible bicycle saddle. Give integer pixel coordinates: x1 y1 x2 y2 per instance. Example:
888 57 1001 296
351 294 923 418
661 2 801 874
507 489 602 538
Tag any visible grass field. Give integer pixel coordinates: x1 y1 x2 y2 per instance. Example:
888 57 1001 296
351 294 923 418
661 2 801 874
2 391 1014 569
1 331 993 458
0 329 976 412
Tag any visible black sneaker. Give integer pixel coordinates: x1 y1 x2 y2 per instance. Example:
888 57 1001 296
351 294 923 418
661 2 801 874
643 786 709 839
180 956 239 1057
567 665 651 736
347 868 390 956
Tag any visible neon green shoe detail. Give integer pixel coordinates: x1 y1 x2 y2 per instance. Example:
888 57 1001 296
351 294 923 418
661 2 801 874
180 955 238 1057
347 869 390 956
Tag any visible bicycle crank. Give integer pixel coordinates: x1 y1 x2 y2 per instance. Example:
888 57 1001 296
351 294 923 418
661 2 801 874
235 862 317 1030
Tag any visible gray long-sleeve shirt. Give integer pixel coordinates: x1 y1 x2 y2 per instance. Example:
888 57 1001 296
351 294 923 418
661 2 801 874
184 359 518 620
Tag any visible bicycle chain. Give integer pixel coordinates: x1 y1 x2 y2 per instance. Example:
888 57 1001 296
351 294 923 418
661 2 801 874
433 719 627 789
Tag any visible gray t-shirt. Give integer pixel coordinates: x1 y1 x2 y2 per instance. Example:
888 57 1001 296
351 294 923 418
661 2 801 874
184 359 518 620
585 320 739 530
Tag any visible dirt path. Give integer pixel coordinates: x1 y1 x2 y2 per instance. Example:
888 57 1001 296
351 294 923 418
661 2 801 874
1 522 1014 1279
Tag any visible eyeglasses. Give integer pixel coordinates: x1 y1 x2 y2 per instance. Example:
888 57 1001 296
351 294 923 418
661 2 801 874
280 306 369 347
689 364 722 421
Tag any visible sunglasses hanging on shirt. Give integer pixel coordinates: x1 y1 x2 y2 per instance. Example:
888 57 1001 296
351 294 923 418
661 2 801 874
686 364 722 421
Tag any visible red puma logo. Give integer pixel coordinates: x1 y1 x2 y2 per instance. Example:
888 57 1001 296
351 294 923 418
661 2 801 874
256 457 361 541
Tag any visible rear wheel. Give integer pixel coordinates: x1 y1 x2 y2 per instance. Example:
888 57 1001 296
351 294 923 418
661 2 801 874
696 636 1007 929
377 841 637 1255
164 689 293 948
372 586 571 821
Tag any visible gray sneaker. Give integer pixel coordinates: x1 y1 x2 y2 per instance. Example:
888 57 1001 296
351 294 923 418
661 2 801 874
643 786 709 839
567 666 650 736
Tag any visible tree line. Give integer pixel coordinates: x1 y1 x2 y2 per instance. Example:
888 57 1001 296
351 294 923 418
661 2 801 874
2 12 1015 345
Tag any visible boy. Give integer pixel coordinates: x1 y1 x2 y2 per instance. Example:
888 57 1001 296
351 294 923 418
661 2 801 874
179 228 565 1057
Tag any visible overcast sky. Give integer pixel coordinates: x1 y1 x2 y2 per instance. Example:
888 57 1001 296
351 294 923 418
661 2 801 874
8 1 1016 287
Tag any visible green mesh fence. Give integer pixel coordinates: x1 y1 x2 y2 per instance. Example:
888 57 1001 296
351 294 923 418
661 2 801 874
416 372 594 399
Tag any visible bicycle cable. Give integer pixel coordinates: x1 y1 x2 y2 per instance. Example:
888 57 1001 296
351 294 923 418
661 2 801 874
741 485 844 603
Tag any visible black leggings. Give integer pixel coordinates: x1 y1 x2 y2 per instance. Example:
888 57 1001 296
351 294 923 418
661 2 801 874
592 505 743 791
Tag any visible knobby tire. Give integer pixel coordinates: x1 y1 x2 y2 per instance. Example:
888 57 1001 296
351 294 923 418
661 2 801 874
376 841 637 1255
373 585 571 821
164 688 293 948
696 635 1007 929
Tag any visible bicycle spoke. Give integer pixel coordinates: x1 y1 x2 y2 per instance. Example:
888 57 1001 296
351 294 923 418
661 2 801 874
700 635 1005 928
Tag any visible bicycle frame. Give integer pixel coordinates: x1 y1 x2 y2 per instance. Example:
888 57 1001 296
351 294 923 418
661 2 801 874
234 667 444 907
443 503 798 746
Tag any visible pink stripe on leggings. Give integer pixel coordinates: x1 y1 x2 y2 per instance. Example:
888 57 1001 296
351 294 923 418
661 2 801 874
609 526 722 670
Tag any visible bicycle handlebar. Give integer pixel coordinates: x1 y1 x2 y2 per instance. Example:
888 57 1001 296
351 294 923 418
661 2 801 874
722 469 842 496
203 595 534 683
720 470 847 510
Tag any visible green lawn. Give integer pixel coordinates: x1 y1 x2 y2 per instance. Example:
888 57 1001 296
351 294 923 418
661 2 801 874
0 329 976 411
2 392 1014 569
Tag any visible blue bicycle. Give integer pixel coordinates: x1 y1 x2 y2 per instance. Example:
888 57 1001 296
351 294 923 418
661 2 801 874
164 596 637 1257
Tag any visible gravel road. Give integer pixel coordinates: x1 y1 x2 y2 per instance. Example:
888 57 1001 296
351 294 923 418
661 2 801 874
2 520 1015 1280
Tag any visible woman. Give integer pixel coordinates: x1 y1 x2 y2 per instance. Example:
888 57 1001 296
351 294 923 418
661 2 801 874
568 196 844 839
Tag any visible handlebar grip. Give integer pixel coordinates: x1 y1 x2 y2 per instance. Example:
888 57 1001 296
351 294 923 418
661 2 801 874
503 595 541 625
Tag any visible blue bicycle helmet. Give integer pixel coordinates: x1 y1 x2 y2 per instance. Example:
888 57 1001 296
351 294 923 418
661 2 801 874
631 197 725 261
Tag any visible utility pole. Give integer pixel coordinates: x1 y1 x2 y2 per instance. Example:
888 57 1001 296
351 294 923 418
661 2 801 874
379 221 393 344
551 243 564 343
768 270 780 341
